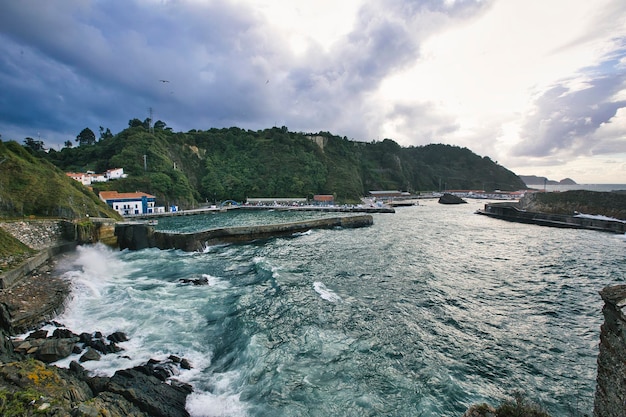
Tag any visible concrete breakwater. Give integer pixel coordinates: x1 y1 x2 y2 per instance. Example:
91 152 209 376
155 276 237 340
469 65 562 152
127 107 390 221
476 203 626 234
116 215 374 251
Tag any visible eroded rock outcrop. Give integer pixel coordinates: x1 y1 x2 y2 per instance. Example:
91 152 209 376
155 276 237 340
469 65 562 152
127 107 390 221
594 285 626 417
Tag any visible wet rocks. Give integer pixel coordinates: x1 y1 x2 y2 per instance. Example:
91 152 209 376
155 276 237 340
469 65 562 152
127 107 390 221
4 326 195 417
79 347 101 363
438 193 468 205
108 366 192 417
13 327 126 363
179 276 209 285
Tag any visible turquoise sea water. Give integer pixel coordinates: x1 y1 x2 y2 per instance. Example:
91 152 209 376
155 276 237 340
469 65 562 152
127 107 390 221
50 200 626 416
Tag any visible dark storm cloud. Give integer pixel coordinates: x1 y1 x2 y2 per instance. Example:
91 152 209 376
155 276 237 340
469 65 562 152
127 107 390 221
0 0 489 147
514 44 626 158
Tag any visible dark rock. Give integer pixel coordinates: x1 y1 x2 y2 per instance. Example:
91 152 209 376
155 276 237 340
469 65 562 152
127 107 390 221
27 329 48 339
85 337 122 354
80 347 102 362
438 193 468 205
52 327 77 339
180 358 192 370
79 332 92 343
34 337 78 363
85 392 150 417
594 284 626 417
94 331 103 339
107 367 192 417
108 342 123 353
86 338 108 354
69 360 88 378
87 376 111 395
179 277 208 285
0 327 19 362
72 344 83 354
107 331 129 343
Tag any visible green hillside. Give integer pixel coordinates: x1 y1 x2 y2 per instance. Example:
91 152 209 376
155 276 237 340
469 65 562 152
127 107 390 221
0 140 122 220
42 123 526 207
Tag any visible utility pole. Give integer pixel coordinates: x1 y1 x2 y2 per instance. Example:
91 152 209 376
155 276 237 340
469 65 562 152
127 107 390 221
148 107 154 133
143 154 147 171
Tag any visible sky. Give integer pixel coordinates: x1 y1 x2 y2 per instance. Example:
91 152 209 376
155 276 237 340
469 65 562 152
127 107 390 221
1 0 625 184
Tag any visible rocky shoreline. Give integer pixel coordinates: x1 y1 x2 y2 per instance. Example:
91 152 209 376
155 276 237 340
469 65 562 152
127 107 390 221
0 224 193 417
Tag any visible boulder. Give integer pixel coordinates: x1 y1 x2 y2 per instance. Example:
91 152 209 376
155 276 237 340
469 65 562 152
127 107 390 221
107 366 192 417
107 331 129 343
79 347 102 362
438 193 468 205
52 327 77 338
34 337 78 363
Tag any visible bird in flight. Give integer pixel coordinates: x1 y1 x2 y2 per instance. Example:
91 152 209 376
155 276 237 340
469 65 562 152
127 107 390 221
159 79 170 83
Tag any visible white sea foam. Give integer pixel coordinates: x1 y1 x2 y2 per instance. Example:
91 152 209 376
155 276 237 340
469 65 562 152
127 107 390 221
185 371 248 417
203 273 231 289
253 256 281 278
186 392 247 417
313 281 342 302
574 213 626 223
292 229 312 236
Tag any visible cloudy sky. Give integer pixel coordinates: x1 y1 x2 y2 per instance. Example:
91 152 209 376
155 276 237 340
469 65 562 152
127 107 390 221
1 0 625 183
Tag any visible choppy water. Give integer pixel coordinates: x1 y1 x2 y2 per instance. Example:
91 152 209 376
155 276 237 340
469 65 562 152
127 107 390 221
50 200 626 416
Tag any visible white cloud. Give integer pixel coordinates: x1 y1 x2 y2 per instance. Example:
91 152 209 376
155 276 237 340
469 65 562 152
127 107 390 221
374 0 626 181
249 0 363 55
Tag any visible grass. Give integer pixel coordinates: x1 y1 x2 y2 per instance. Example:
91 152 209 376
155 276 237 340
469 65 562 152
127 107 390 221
0 227 34 273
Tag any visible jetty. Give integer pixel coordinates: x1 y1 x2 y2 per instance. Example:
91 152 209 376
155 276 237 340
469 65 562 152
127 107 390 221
476 202 626 233
116 214 374 251
126 204 394 220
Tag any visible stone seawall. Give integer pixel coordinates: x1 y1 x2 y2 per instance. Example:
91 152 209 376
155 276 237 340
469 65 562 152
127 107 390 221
594 285 626 417
0 218 117 289
116 215 374 251
476 203 626 233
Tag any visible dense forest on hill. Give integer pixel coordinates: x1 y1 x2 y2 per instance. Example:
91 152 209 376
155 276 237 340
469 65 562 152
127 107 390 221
19 122 526 208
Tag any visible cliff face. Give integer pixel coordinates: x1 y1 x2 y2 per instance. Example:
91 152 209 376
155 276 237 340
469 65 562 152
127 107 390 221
594 285 626 417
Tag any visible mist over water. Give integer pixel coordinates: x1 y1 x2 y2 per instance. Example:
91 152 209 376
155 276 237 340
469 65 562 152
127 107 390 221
52 201 626 416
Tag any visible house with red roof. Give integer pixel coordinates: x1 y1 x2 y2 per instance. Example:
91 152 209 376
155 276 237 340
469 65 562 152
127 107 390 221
99 191 156 216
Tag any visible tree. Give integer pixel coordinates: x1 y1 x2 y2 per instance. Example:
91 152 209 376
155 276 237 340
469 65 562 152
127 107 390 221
128 118 144 128
99 126 113 140
64 140 73 148
23 137 45 152
76 127 96 146
154 120 167 130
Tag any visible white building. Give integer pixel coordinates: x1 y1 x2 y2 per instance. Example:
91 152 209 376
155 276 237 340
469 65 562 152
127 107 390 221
99 191 156 216
66 168 126 186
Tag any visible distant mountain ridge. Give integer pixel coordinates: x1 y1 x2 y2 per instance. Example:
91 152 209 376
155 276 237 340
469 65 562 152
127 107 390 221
519 175 577 186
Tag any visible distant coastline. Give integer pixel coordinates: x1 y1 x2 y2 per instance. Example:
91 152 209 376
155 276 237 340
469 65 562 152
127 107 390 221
524 183 626 192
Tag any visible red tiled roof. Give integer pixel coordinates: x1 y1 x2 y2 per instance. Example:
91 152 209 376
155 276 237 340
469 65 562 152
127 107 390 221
99 191 155 200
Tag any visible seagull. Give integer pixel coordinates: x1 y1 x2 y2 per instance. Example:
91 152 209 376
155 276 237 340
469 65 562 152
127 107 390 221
159 79 170 83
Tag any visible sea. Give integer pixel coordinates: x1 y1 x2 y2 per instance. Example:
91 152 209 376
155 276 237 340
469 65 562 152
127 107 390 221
47 199 626 417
